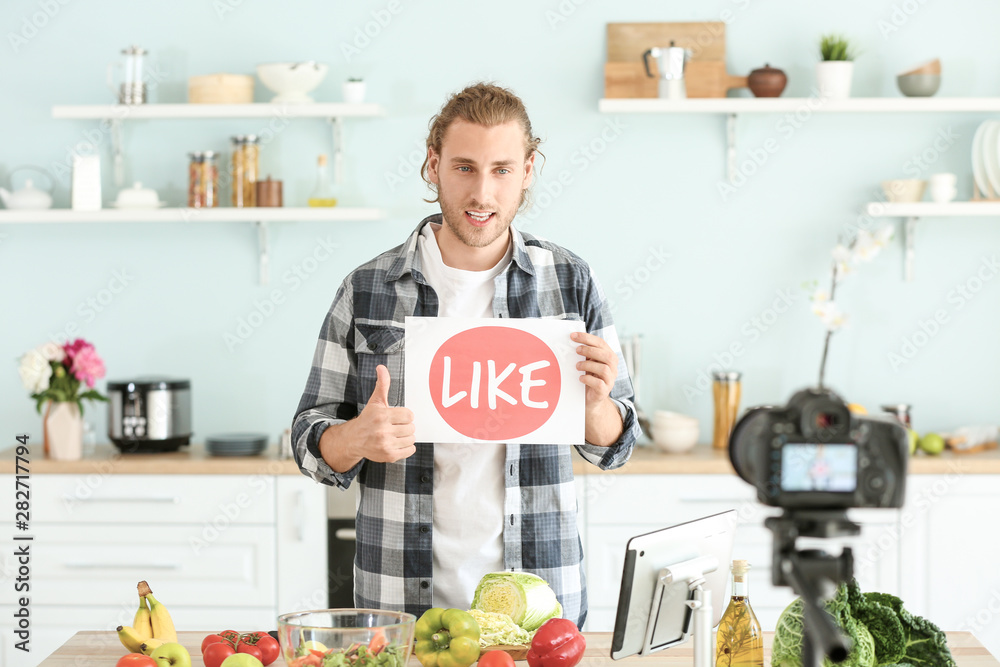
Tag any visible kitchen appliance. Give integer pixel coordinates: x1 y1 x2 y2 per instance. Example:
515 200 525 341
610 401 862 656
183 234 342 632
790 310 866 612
0 166 53 210
108 45 148 105
642 42 691 99
327 485 358 607
107 376 192 453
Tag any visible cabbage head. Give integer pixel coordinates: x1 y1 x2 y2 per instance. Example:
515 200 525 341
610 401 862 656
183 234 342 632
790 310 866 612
771 592 875 667
471 572 562 632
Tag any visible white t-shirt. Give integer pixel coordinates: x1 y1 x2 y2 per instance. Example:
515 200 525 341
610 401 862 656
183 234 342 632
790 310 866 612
417 222 511 610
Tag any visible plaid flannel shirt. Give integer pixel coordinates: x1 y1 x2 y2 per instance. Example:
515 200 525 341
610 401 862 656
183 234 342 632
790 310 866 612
292 214 639 627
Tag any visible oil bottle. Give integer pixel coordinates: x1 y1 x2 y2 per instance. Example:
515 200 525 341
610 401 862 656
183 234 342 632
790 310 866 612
715 559 764 667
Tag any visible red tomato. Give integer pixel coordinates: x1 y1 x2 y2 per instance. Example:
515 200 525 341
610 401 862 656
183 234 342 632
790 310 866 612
478 651 516 667
237 642 263 663
117 654 157 667
241 631 267 641
220 630 241 645
255 635 280 666
204 641 236 667
202 634 229 652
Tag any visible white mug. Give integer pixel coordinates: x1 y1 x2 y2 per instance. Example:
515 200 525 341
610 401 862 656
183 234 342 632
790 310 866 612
929 173 957 189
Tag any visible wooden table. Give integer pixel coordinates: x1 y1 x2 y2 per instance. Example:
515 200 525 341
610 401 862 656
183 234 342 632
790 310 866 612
35 630 1000 666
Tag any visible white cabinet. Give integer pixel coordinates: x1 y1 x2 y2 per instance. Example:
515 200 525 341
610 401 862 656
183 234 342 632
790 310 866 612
900 475 1000 659
0 472 327 667
579 474 904 633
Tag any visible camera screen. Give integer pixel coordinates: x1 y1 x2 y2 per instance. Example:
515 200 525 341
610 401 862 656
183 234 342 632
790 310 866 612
780 443 857 492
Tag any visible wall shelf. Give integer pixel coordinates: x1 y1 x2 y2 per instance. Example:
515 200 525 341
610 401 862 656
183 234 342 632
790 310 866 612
865 201 1000 281
0 207 383 286
51 102 386 120
598 97 1000 184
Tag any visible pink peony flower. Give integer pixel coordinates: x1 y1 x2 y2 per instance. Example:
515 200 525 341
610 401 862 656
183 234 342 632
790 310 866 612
69 344 105 388
63 338 90 365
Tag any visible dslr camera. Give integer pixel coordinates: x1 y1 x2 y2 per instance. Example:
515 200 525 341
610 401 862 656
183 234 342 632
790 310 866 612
728 386 907 510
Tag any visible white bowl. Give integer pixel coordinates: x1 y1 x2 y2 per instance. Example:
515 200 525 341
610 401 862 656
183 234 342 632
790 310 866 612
256 62 329 104
653 410 698 426
653 423 700 453
881 179 926 203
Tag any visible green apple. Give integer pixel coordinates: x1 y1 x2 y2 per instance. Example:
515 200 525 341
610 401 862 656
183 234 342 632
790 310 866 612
919 432 946 455
220 654 264 667
149 643 191 667
908 429 919 455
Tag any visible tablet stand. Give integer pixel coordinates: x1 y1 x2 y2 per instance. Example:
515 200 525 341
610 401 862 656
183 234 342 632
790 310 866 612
639 555 718 667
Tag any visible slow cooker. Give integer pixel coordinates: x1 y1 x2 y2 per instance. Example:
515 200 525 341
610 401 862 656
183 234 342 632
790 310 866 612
107 376 192 453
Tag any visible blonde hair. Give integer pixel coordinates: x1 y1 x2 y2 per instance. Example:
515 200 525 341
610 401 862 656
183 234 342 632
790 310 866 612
421 82 543 212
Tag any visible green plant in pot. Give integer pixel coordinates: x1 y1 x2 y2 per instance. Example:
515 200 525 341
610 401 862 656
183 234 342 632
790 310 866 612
817 34 857 99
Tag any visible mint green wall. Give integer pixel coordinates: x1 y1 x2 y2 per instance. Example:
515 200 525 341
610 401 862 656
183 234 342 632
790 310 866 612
2 0 997 445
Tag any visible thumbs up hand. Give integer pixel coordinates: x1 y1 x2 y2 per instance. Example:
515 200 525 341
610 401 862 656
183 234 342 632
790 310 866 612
353 365 416 463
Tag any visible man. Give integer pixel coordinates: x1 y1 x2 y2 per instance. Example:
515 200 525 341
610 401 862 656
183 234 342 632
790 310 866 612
292 82 639 628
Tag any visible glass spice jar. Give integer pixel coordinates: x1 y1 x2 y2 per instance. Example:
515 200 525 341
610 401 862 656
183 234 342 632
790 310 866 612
230 134 260 207
712 371 742 450
187 151 219 208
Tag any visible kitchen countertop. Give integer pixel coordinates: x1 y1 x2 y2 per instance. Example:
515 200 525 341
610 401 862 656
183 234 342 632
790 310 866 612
0 444 302 475
572 443 1000 475
2 442 999 475
35 630 1000 666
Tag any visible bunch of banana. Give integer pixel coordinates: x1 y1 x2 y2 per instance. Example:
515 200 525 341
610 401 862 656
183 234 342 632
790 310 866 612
116 580 177 655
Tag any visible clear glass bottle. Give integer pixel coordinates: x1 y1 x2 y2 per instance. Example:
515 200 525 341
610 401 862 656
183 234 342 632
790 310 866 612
308 154 338 207
716 559 764 667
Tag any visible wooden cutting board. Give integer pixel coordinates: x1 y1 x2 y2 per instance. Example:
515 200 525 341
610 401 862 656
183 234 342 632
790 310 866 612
604 61 748 99
605 21 747 99
481 644 530 661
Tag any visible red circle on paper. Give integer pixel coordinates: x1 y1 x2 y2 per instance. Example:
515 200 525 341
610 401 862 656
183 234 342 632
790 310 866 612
429 326 561 440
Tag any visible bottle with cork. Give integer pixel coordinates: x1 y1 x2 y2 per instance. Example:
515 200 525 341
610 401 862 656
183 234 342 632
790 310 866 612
715 559 764 667
308 154 338 207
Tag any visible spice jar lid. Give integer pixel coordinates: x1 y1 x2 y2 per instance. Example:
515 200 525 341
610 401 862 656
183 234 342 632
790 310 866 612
188 150 218 161
712 371 742 382
230 134 260 144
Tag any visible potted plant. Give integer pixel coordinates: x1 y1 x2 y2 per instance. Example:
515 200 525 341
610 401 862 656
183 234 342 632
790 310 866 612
18 339 107 460
343 77 366 104
817 34 857 99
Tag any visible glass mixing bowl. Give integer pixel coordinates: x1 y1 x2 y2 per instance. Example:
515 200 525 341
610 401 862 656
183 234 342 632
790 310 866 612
277 609 416 667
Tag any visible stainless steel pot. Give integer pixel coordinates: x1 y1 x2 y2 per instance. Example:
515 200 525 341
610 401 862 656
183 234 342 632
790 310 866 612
107 376 192 452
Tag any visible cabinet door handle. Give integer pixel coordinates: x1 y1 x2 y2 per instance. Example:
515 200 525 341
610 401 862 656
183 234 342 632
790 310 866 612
334 528 356 542
294 491 305 542
77 496 181 504
65 562 180 570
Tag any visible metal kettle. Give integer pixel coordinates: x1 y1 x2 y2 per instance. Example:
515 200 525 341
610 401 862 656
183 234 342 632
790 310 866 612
642 41 692 100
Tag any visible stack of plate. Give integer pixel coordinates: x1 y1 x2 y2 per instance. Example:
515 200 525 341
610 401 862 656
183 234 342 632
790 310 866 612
972 120 1000 199
206 433 268 457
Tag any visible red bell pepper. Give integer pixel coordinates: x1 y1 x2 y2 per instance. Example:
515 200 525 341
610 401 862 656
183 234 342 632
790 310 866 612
526 618 586 667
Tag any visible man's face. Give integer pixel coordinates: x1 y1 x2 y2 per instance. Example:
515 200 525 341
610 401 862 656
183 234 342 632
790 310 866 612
428 119 535 252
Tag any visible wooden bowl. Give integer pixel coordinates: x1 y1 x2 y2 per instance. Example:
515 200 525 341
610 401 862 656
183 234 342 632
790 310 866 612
900 59 941 76
188 73 254 104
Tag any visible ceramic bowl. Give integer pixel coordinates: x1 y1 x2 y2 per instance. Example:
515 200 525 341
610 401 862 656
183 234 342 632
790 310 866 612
257 62 329 104
653 420 700 454
881 179 927 203
897 74 941 97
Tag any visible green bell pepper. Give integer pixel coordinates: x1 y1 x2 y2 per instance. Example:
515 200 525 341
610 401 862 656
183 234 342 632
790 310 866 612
414 608 481 667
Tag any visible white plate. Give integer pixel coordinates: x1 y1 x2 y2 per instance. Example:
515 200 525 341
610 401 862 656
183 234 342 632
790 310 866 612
109 201 167 209
984 121 1000 197
972 120 991 198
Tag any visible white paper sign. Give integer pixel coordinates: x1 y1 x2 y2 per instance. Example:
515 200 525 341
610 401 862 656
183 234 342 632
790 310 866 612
404 316 586 444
